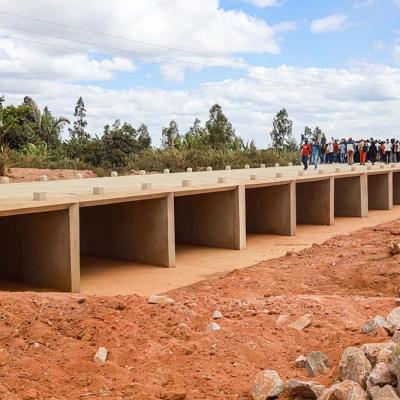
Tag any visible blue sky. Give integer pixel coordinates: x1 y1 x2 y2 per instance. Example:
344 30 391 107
1 0 400 145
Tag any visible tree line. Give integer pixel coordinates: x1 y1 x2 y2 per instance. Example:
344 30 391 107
0 95 315 173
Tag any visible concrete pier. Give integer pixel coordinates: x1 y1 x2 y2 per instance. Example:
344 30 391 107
0 205 79 292
367 171 393 210
174 186 245 249
296 177 334 225
80 195 175 268
245 181 296 236
334 174 368 217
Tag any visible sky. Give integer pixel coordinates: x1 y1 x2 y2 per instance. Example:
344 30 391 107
0 0 400 146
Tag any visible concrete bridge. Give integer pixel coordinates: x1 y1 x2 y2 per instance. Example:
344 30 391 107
0 163 399 292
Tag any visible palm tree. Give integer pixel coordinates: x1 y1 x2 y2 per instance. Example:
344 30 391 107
24 97 69 148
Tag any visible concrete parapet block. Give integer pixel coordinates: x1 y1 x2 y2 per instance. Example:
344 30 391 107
33 192 47 201
245 165 250 169
206 167 212 172
92 186 105 195
141 182 152 190
76 173 84 179
163 169 170 174
187 167 193 173
250 175 256 180
380 164 385 169
260 164 266 168
351 166 356 172
218 176 226 184
182 179 191 187
335 167 341 173
367 166 372 170
0 177 10 184
111 171 118 177
298 170 304 176
391 164 396 168
275 163 280 167
225 166 231 171
276 172 282 178
39 175 48 182
288 162 293 166
139 170 146 175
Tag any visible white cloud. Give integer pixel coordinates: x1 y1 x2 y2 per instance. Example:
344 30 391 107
354 0 375 9
3 63 399 147
244 0 284 7
394 0 400 6
159 65 185 82
310 14 348 34
394 42 400 63
0 0 289 81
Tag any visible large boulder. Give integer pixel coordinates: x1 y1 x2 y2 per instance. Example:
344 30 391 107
289 314 313 331
366 362 397 389
361 342 396 366
305 352 331 377
252 370 285 400
388 344 400 376
338 347 372 389
318 380 368 400
287 380 325 399
361 316 393 336
369 385 400 400
387 307 400 330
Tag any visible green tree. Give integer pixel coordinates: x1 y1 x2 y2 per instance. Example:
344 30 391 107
24 96 69 148
270 108 295 149
0 103 34 150
69 97 89 141
301 126 313 144
206 104 236 148
161 120 181 149
101 120 138 167
137 123 151 150
182 118 209 149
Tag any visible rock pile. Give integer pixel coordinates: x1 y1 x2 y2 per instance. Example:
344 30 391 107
251 305 400 399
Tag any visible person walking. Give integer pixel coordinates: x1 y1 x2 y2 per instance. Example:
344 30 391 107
300 139 311 170
333 140 339 163
311 139 321 169
339 139 346 163
346 137 355 165
358 139 367 165
369 139 378 165
384 139 391 164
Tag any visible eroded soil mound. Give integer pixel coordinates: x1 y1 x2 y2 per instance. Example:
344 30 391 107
6 168 96 182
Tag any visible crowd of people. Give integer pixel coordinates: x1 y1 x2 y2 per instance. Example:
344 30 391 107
300 138 400 170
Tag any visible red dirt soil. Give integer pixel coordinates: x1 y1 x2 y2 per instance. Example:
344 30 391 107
0 220 399 399
6 168 96 182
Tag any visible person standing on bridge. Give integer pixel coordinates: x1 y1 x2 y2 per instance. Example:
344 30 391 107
369 138 378 165
358 138 367 165
300 139 311 170
311 139 321 169
346 137 355 165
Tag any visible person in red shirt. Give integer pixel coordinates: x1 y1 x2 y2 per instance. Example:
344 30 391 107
300 139 311 170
